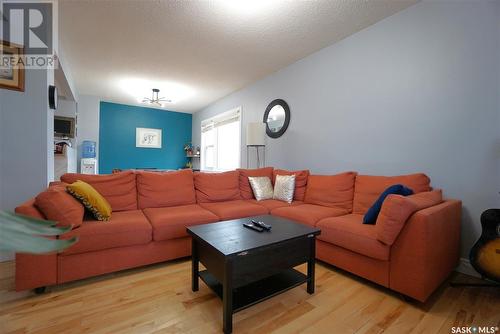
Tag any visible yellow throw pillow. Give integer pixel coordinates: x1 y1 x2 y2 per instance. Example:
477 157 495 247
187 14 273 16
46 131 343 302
66 180 112 221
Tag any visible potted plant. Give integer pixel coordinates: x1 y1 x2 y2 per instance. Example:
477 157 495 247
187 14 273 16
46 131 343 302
184 142 193 156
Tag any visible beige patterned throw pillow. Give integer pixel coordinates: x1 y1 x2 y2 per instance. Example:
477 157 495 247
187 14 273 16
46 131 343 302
248 176 274 201
273 174 296 203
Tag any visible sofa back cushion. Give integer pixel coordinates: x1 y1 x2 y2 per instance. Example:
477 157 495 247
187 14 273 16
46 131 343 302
353 173 431 214
194 171 241 203
363 184 414 225
237 167 274 199
375 189 443 245
15 198 46 220
304 172 357 212
60 171 137 211
137 169 196 209
373 195 417 246
273 169 309 201
406 189 443 210
35 184 84 227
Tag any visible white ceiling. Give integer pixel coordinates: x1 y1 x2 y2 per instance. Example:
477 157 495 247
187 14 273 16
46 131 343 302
59 0 418 113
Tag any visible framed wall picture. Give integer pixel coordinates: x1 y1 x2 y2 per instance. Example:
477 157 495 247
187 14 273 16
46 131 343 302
0 41 25 92
136 128 162 148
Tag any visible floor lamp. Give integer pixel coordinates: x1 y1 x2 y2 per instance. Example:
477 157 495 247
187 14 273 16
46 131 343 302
246 122 266 168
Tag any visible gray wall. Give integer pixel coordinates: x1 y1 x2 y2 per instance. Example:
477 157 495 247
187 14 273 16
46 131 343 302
0 68 54 261
0 69 54 210
75 95 100 172
193 0 500 259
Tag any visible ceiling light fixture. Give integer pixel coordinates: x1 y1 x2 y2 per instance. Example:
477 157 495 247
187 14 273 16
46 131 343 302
142 88 171 107
120 78 195 107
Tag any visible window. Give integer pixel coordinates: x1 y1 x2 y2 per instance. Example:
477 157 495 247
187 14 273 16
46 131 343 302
201 107 241 171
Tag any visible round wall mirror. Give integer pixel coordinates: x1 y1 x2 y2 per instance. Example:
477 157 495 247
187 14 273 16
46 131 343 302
263 99 290 138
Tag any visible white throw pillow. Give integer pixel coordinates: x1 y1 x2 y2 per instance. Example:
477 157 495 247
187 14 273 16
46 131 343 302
248 176 274 201
273 174 296 203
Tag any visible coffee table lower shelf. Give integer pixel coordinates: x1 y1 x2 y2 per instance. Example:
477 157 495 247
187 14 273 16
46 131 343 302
199 268 307 313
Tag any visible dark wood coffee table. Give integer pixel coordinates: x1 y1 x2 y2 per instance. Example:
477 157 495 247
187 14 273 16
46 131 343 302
187 214 321 334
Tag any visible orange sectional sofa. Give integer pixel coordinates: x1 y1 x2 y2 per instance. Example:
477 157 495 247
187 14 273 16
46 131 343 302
14 168 461 302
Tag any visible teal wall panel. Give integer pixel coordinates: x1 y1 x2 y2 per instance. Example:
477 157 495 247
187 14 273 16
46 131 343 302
99 102 191 174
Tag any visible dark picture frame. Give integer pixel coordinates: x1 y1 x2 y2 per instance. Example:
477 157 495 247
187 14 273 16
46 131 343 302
0 40 25 92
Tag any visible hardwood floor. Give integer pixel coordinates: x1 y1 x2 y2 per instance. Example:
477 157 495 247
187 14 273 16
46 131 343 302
0 259 499 334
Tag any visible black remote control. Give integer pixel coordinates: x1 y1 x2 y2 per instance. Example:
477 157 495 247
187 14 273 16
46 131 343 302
243 222 264 232
251 220 272 231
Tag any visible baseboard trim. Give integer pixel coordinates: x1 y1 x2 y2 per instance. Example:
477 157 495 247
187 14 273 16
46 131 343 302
455 257 480 278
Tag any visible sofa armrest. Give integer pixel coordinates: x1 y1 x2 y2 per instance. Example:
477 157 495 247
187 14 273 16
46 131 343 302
14 199 57 291
389 199 461 302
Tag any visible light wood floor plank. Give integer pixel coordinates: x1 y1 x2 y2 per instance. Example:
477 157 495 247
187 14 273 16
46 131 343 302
0 260 498 334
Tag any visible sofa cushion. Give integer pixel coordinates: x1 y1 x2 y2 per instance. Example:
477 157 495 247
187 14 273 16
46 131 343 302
61 171 137 211
199 200 268 220
247 199 303 211
304 172 357 212
35 185 84 227
407 189 443 209
137 169 196 209
271 204 347 227
376 190 443 245
237 167 274 199
353 173 431 215
143 204 219 241
273 169 309 201
194 171 241 203
15 198 46 219
363 184 413 225
62 210 152 255
317 214 390 261
273 174 296 203
249 176 274 201
66 181 112 221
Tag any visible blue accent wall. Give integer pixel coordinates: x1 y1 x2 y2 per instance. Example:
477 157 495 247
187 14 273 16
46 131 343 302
99 101 192 174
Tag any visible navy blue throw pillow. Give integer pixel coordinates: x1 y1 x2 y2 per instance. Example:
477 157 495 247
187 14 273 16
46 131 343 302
363 184 414 225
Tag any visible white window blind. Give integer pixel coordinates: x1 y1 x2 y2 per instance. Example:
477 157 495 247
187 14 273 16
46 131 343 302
201 108 241 171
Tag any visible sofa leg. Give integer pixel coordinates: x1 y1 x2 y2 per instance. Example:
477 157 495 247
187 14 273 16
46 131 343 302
34 286 46 294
